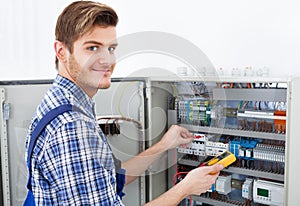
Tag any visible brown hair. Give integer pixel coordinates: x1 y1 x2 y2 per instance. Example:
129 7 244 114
55 1 118 69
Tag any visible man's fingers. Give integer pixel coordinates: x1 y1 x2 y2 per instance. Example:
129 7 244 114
181 128 193 139
208 164 224 174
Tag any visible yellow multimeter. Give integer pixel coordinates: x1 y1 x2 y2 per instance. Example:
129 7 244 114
200 150 236 168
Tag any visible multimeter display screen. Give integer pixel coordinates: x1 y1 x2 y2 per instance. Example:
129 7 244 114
218 151 230 160
257 188 269 197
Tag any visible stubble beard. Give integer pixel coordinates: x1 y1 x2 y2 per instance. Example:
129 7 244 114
68 55 112 91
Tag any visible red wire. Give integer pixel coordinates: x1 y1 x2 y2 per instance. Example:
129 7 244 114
172 171 189 185
173 148 195 205
189 195 193 206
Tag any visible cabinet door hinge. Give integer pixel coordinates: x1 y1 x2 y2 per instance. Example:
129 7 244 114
3 103 10 120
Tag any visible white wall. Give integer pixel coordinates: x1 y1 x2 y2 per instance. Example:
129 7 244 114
0 0 299 80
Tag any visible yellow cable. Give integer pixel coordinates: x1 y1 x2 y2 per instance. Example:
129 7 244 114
118 81 137 116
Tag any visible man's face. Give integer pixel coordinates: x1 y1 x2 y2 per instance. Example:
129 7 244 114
65 26 117 97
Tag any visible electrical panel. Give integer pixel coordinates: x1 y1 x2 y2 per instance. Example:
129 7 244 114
149 76 300 206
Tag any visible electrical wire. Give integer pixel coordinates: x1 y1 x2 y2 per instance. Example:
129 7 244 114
117 82 137 117
171 83 178 96
97 116 142 130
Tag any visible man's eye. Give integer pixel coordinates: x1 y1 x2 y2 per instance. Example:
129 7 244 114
88 46 98 51
108 47 116 53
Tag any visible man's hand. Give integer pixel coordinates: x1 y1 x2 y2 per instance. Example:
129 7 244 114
144 164 224 206
179 164 224 196
158 125 194 151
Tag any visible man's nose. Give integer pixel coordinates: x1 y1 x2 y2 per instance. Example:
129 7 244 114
96 49 116 65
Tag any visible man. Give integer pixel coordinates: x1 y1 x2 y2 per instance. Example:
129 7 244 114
25 1 223 205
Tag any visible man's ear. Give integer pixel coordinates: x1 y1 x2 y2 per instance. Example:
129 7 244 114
54 40 67 63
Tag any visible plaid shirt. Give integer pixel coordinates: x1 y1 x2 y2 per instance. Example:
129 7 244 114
25 75 123 205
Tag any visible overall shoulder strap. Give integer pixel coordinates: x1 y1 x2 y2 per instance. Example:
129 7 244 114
26 104 80 190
